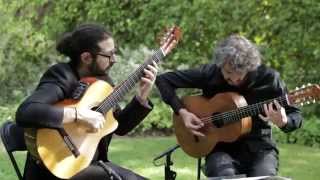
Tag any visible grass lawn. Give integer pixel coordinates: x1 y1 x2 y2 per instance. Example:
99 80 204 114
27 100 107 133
1 136 320 180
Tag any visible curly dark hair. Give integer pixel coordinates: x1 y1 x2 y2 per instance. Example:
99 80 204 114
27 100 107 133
213 35 262 73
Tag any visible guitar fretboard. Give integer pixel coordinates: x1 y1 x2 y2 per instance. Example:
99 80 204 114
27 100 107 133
96 49 164 115
210 95 289 125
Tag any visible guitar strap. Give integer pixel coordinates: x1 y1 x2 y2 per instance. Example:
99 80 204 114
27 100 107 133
98 160 122 180
72 81 90 100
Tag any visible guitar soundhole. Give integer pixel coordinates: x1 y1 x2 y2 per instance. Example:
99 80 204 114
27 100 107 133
194 136 199 143
211 112 224 128
92 106 111 115
92 106 98 111
92 106 104 114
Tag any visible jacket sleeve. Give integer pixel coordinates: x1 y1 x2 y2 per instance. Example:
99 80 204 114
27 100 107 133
16 83 65 129
273 73 303 133
281 105 303 133
15 63 78 129
255 69 303 133
113 96 153 136
155 64 212 114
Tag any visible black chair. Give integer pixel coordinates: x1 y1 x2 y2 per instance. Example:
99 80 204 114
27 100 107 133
0 120 26 180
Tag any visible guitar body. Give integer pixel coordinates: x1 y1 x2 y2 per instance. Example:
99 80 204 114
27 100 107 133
173 92 252 158
26 80 119 179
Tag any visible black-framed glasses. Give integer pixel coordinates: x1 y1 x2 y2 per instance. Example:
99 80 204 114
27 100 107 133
96 50 116 62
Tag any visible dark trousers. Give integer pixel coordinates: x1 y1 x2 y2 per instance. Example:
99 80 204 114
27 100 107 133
23 154 147 180
71 161 147 180
204 142 278 177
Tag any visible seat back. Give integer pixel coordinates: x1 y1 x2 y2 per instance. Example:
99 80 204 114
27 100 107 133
0 120 26 180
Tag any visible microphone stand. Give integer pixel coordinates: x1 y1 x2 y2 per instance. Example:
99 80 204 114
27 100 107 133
153 144 180 180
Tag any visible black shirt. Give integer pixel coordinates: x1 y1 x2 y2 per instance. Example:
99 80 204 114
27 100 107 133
16 62 153 178
155 63 302 151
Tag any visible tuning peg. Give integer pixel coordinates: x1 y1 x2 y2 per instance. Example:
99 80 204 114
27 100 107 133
301 84 306 88
295 87 299 90
307 83 312 86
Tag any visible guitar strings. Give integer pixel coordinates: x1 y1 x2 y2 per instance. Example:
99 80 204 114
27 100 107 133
97 31 178 113
197 96 287 125
96 49 164 114
97 49 162 112
200 96 287 125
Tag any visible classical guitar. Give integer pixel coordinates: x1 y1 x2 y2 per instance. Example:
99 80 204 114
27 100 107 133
24 26 181 179
173 84 320 158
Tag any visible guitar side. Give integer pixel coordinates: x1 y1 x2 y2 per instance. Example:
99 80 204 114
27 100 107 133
36 80 118 179
173 92 252 158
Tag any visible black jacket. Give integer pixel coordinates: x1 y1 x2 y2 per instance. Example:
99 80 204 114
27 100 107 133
155 63 302 152
16 62 153 178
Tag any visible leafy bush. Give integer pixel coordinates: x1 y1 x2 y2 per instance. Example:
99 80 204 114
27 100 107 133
0 1 56 106
0 0 319 138
108 45 174 135
130 98 173 136
273 115 320 147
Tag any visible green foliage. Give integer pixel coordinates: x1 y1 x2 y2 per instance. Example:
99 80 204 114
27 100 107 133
0 105 17 124
109 45 155 87
108 45 172 134
131 98 173 135
0 0 56 105
273 115 320 147
23 0 320 85
0 0 319 136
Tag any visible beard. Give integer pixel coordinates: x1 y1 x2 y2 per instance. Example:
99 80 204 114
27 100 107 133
89 58 114 76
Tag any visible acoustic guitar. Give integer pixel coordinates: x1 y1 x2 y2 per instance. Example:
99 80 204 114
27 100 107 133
173 84 320 158
24 26 181 179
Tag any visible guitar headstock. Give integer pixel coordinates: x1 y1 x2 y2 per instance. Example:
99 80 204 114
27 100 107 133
288 84 320 106
158 26 182 56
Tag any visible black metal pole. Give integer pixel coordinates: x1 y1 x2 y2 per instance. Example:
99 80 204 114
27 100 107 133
153 144 180 180
197 158 202 180
164 152 176 180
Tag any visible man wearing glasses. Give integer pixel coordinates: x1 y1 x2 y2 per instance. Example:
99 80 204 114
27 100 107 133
16 23 157 180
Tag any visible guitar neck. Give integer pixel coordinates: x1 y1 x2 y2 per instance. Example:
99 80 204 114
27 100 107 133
96 48 164 115
215 95 289 125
